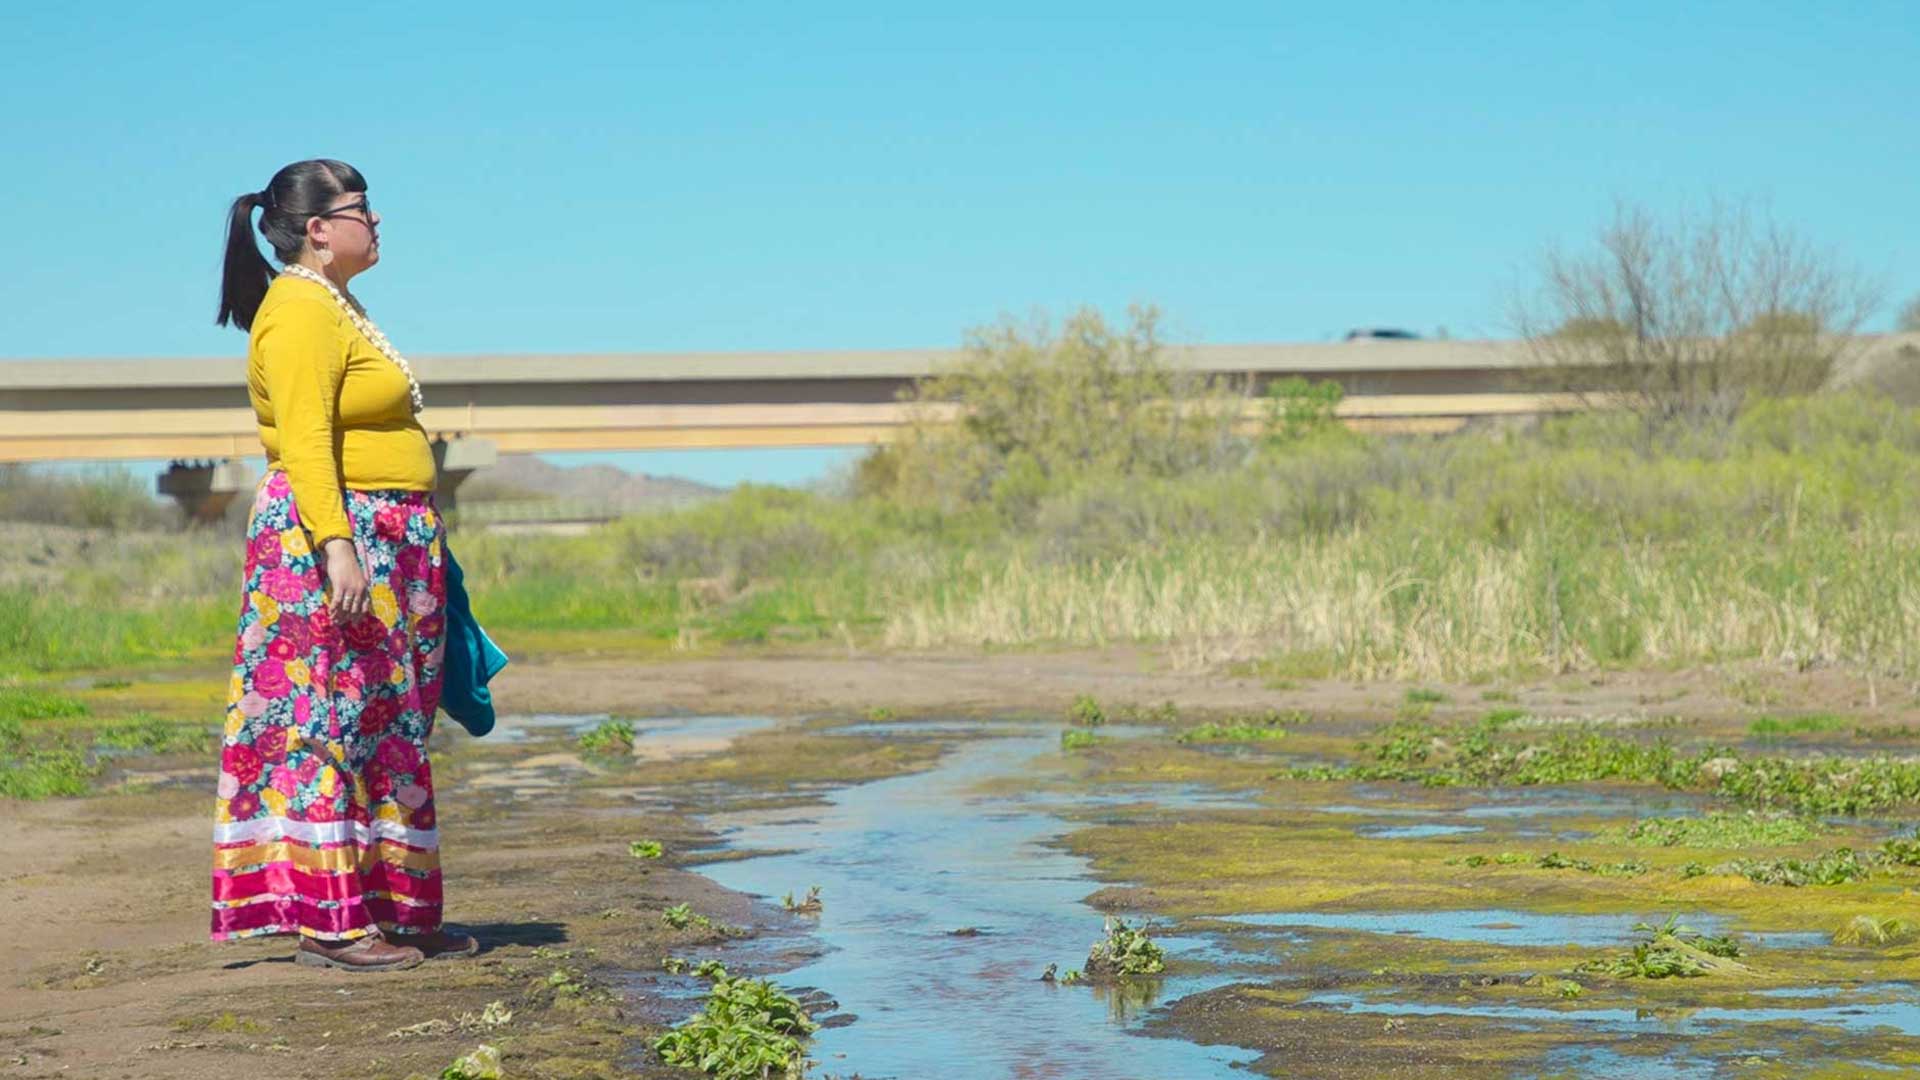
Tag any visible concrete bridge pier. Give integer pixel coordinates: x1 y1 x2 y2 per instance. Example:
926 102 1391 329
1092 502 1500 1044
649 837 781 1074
157 459 258 524
432 436 498 518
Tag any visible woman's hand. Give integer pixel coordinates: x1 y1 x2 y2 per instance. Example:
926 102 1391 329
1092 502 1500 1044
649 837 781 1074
322 538 371 620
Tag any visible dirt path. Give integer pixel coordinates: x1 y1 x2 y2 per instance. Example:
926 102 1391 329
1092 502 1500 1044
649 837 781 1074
0 649 1887 1078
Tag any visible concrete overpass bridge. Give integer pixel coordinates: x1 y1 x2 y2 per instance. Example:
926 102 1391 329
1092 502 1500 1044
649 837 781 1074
5 335 1908 519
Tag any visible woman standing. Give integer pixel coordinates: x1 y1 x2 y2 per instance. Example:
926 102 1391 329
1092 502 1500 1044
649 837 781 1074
209 159 476 970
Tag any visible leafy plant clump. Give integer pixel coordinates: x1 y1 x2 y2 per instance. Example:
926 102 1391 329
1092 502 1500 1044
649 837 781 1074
1068 694 1107 727
1061 729 1105 751
578 718 637 756
630 839 665 859
1575 914 1745 980
663 904 709 930
782 886 823 914
1718 847 1872 887
1833 915 1920 947
1603 811 1822 849
653 965 817 1080
1878 832 1920 866
1083 917 1166 979
1293 714 1920 817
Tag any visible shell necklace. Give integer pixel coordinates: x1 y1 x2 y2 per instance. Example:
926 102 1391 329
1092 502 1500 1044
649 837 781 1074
278 262 425 413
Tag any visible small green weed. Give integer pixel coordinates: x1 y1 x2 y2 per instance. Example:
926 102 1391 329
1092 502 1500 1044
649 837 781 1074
1084 917 1166 978
782 886 823 914
1404 688 1447 705
1060 730 1105 751
578 718 636 756
1068 694 1107 727
630 840 665 859
663 904 709 930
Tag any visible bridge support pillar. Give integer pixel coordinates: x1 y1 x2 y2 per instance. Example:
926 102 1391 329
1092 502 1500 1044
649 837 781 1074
157 458 258 524
432 436 498 519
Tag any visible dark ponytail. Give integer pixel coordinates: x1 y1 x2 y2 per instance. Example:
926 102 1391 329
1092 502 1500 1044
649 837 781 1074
216 159 367 331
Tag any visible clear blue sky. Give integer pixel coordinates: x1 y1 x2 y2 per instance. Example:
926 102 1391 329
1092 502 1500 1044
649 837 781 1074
5 2 1914 487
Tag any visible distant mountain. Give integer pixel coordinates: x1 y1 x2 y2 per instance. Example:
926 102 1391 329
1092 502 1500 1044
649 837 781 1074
460 455 722 507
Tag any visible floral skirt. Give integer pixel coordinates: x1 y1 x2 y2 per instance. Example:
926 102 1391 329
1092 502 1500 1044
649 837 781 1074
210 471 448 942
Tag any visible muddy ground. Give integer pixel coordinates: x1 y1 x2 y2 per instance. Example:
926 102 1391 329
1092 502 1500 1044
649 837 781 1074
1 648 1914 1079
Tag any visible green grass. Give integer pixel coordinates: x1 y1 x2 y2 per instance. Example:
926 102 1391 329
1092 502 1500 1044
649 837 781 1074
1747 713 1851 739
91 713 217 755
0 747 96 799
0 689 211 799
0 687 90 721
8 382 1920 683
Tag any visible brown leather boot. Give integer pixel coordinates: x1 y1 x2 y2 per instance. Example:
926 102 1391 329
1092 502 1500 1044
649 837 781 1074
294 932 425 972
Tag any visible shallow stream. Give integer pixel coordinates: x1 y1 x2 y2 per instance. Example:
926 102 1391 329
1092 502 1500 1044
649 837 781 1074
643 717 1920 1078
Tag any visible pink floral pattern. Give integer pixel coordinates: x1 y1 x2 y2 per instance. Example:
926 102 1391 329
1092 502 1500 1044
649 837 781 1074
210 471 449 942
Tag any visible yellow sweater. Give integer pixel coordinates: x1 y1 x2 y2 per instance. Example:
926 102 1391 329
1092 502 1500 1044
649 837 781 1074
247 276 436 547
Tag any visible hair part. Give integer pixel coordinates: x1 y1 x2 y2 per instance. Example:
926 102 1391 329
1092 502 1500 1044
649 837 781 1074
216 159 367 330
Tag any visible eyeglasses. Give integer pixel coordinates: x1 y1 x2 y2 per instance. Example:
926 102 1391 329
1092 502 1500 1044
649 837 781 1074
316 199 374 225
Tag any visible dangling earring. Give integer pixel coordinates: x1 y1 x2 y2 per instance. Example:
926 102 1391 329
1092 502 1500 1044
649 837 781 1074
316 247 335 267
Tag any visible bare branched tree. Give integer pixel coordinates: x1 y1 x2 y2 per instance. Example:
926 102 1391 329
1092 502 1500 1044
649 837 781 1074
1517 200 1882 426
